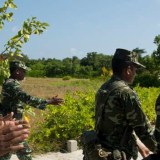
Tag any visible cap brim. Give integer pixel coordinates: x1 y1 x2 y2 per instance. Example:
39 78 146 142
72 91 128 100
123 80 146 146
133 62 146 68
25 67 31 71
23 66 31 71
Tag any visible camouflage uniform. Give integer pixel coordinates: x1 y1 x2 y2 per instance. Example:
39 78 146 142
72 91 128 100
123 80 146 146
1 77 47 118
95 49 157 160
155 95 160 152
0 61 48 160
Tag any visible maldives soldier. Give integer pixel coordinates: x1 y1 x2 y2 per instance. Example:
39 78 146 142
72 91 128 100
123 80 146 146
84 49 158 160
154 95 160 159
0 61 65 160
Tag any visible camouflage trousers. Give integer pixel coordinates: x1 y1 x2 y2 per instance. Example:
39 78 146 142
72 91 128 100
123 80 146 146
0 141 32 160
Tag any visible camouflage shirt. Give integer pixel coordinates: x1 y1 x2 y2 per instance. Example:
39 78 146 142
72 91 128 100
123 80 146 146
155 95 160 152
1 78 48 118
96 75 157 160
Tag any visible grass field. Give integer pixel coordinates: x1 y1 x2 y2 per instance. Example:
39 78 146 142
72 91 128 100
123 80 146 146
0 77 102 126
20 77 101 98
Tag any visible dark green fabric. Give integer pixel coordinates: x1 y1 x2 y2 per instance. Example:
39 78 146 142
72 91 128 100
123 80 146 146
1 78 47 118
96 75 157 160
0 141 32 160
155 95 160 151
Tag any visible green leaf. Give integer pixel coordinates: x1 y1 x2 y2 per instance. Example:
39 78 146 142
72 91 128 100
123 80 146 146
24 37 28 43
0 25 3 30
15 48 21 53
18 30 22 36
9 12 14 17
23 22 28 29
9 3 18 9
2 14 7 20
17 40 24 45
33 30 39 34
4 2 9 8
43 23 50 26
0 7 6 13
9 52 14 56
12 35 20 40
31 17 37 20
28 27 32 34
16 44 22 48
7 17 13 22
42 26 46 30
38 29 43 34
24 34 29 39
15 53 23 57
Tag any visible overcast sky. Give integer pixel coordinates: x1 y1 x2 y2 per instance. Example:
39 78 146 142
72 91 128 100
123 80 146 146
0 0 160 60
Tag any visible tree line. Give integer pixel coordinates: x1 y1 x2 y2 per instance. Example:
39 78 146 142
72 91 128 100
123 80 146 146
10 36 160 80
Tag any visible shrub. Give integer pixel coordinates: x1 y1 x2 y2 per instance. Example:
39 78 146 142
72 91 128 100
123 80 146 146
62 76 72 80
133 74 160 87
29 85 160 152
29 90 95 152
135 86 160 124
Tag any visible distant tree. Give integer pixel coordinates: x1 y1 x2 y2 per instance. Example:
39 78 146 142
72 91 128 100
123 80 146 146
132 47 146 56
152 35 160 69
45 59 63 77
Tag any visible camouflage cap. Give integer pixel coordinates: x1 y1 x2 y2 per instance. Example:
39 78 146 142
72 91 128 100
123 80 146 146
113 48 145 68
9 61 31 71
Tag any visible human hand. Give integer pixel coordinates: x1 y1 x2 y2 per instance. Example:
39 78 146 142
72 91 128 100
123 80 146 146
139 146 150 158
0 116 30 156
0 112 14 121
137 139 151 158
47 95 65 106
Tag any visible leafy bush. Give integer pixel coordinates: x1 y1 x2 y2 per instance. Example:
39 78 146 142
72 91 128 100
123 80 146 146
62 76 72 80
135 86 160 123
29 90 95 152
27 70 46 77
29 85 160 152
133 74 160 87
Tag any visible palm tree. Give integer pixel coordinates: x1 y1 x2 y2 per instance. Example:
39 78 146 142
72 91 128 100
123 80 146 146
132 47 146 57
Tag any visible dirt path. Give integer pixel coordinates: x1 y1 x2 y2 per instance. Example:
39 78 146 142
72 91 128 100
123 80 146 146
10 150 143 160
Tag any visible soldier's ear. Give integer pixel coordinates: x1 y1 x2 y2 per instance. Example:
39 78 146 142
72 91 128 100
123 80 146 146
126 66 132 75
15 68 20 75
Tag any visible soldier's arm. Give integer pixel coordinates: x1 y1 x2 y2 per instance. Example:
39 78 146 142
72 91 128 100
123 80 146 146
12 81 64 109
8 81 47 109
124 91 157 153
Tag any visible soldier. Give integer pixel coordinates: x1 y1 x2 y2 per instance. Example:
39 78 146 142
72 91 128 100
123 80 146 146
0 61 65 160
93 49 157 160
154 95 160 158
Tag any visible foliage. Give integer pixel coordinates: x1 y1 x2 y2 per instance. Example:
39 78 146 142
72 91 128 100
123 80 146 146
135 86 160 124
101 66 113 81
0 0 17 30
0 0 49 86
133 74 160 87
62 76 72 80
29 83 160 152
29 91 95 152
0 59 10 85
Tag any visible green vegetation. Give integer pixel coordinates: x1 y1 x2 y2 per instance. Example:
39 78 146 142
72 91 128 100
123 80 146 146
29 90 95 152
62 76 72 80
13 45 160 88
0 0 49 86
29 84 159 152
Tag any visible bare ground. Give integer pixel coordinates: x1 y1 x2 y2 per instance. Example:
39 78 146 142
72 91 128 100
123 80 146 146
10 150 143 160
